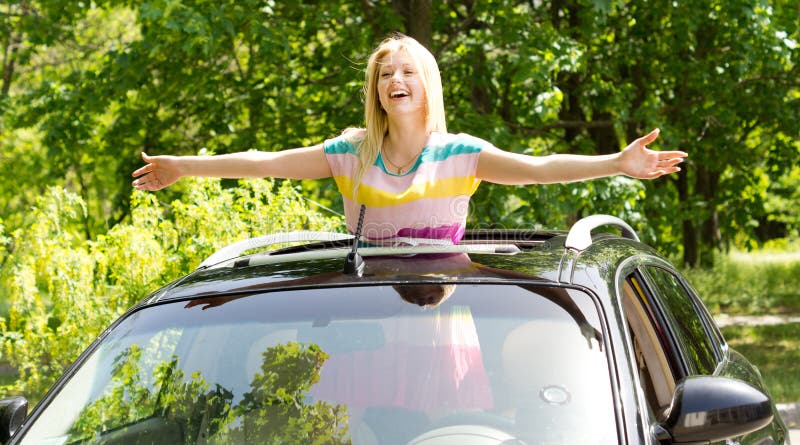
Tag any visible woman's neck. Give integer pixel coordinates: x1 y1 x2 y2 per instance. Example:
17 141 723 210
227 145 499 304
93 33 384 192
384 118 430 160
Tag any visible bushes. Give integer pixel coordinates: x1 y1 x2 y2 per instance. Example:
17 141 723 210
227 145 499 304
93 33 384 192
0 178 342 402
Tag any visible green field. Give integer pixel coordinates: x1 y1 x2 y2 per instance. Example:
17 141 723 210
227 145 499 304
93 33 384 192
683 250 800 316
686 249 800 402
722 323 800 403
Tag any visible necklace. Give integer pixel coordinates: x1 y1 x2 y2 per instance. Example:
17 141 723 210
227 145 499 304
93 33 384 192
382 144 422 174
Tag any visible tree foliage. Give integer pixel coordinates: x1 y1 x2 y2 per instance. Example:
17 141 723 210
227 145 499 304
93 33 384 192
2 0 798 267
67 342 349 444
0 179 342 400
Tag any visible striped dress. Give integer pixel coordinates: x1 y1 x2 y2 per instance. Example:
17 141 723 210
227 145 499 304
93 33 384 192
324 132 490 244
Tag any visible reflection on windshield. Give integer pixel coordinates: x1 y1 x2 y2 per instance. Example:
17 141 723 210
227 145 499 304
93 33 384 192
21 284 616 445
66 341 349 444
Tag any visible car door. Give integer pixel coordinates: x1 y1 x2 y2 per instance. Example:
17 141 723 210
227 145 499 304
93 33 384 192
626 264 784 445
622 264 724 413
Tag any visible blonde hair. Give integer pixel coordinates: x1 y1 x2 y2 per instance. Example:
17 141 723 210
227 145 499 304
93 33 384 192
349 35 447 197
393 284 457 307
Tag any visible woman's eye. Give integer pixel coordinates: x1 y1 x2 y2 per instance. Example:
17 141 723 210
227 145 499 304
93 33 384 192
380 73 391 78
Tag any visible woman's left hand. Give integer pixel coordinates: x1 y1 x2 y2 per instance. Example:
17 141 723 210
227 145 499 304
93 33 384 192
619 129 688 179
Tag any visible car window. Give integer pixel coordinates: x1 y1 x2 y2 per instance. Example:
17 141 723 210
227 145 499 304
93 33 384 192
621 276 677 420
19 284 617 445
20 323 186 445
643 266 720 375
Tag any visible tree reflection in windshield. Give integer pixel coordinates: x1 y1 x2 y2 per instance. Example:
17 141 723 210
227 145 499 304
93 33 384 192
66 341 351 444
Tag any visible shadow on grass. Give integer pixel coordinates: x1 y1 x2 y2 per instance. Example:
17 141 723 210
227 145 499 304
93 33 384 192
722 323 800 403
0 363 19 386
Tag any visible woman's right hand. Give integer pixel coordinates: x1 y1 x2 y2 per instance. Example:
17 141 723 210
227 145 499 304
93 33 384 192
131 152 183 191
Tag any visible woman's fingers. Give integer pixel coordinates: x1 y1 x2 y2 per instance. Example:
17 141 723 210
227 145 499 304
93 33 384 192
131 163 154 178
132 152 173 190
621 129 688 180
661 157 684 168
656 150 688 159
132 152 157 178
131 176 153 190
649 162 682 178
132 176 164 191
637 128 660 146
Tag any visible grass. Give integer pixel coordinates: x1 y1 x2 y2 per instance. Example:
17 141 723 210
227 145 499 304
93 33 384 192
681 247 800 402
721 323 800 403
681 250 800 316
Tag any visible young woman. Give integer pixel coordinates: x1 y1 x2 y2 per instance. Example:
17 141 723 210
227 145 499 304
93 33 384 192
132 34 687 243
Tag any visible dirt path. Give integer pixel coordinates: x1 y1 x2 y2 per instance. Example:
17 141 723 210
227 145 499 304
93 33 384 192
714 314 800 328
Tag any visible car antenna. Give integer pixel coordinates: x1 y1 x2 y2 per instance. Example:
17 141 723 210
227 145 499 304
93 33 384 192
343 204 366 276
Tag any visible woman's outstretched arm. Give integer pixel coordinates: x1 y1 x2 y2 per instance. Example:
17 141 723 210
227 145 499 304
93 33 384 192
476 129 687 185
131 144 331 191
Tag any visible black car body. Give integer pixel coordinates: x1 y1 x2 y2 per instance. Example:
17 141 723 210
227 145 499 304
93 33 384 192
0 215 790 444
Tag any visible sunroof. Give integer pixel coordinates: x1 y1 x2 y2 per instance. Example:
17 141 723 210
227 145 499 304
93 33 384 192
197 229 562 271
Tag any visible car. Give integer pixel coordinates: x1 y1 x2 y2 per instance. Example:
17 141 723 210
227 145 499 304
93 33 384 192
0 215 790 444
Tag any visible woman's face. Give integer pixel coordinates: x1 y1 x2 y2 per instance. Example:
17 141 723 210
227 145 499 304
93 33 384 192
376 49 427 118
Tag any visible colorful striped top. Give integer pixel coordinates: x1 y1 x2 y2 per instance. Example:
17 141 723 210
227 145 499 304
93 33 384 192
324 132 491 244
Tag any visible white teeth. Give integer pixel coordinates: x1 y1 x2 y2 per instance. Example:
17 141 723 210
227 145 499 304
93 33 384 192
391 91 408 98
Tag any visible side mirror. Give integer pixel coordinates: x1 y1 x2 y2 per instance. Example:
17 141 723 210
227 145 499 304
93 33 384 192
0 396 27 443
655 376 773 444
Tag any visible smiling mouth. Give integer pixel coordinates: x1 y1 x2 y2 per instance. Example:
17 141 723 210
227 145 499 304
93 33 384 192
390 91 409 98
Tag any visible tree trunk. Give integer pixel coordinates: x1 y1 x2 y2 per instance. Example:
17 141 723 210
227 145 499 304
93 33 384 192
550 0 584 144
73 162 94 241
588 111 618 154
700 210 719 266
470 49 491 115
677 169 699 267
696 166 721 267
623 61 648 143
2 33 20 97
393 0 432 48
245 44 264 151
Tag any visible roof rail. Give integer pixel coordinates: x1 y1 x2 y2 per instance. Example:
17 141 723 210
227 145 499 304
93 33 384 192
197 231 354 269
564 215 640 251
235 243 521 268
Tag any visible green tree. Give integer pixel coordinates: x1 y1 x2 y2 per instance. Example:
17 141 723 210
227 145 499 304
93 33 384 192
67 342 348 444
234 341 349 444
632 0 799 265
428 0 799 265
0 180 342 400
1 5 139 238
3 0 798 267
1 1 105 98
7 1 384 235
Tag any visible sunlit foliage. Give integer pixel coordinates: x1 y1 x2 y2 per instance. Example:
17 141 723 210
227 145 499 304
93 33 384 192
0 180 342 401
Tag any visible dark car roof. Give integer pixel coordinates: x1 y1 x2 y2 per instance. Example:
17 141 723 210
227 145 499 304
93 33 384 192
146 216 663 304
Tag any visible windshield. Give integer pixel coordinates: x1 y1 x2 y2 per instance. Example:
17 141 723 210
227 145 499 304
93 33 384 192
20 284 616 445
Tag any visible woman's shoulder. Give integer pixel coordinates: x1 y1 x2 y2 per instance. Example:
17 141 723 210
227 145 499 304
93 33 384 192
324 128 366 154
341 127 367 140
431 132 494 152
